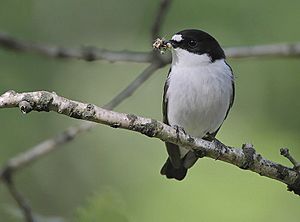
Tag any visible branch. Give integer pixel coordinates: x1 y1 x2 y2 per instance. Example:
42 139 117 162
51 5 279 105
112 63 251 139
280 148 300 171
3 175 34 222
2 32 300 64
0 32 152 63
0 122 93 178
225 43 300 58
151 0 172 41
103 62 164 109
0 90 299 196
0 62 163 179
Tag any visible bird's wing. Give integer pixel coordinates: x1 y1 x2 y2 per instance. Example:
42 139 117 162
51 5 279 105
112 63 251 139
163 68 182 168
208 62 235 138
224 62 235 119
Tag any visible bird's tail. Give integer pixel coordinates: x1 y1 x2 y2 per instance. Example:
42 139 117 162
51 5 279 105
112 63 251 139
160 151 198 180
160 158 187 181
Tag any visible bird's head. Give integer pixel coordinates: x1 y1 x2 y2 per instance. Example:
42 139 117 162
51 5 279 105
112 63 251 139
168 29 225 65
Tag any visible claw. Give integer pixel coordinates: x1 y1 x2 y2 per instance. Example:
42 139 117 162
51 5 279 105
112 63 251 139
173 125 186 134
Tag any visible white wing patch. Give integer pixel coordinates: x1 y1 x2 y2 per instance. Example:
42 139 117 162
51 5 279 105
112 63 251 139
171 34 183 42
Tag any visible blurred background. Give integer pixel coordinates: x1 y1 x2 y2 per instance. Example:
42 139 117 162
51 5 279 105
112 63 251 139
0 0 300 221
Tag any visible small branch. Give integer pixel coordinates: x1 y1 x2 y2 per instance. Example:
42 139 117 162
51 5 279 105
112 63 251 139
3 175 34 222
225 43 300 58
103 62 163 109
280 148 300 171
280 148 300 195
1 31 300 62
0 32 153 63
151 0 172 41
0 90 299 196
0 122 93 178
0 63 163 179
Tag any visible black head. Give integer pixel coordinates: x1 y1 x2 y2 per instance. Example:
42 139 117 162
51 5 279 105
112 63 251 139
169 29 225 62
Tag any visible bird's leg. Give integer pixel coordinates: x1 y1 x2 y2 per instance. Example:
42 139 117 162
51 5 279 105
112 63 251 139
195 133 216 158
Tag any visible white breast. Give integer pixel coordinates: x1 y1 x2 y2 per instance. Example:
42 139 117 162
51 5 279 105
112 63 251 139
166 49 233 155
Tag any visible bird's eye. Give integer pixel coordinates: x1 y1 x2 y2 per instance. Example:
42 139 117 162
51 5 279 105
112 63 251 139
187 40 197 48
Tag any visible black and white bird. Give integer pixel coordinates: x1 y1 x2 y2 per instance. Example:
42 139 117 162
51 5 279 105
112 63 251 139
160 29 235 180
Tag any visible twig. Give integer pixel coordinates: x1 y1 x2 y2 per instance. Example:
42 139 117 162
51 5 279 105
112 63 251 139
225 43 300 58
0 32 153 63
280 148 300 171
151 0 172 41
3 175 34 222
103 62 164 109
0 90 299 196
0 122 93 178
0 62 163 179
1 32 300 61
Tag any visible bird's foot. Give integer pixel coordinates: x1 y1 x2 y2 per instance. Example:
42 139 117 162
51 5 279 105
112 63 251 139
173 125 186 142
194 149 206 158
202 134 215 142
212 138 225 160
173 125 186 135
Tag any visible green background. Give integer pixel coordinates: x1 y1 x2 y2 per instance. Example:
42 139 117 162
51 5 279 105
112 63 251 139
0 0 299 221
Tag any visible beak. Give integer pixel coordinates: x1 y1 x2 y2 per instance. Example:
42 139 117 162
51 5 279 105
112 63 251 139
168 40 179 48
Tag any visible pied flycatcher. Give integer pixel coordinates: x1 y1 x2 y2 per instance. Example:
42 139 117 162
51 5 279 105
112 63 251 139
160 29 235 180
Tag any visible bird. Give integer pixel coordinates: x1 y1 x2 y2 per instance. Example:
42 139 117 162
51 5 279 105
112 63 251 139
160 29 235 180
